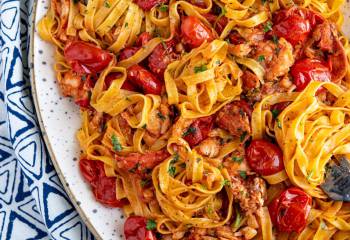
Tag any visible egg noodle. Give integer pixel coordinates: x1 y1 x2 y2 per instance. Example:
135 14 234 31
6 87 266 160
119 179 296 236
38 0 350 238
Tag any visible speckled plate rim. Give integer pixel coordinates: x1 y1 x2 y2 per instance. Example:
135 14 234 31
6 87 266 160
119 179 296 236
29 1 102 239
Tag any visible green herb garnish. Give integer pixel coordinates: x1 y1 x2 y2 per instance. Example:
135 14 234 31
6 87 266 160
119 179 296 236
168 165 176 177
239 171 247 180
124 22 128 28
233 207 242 228
157 112 166 121
140 179 150 188
276 118 282 129
194 65 208 73
146 219 157 230
104 0 111 8
222 179 231 187
111 134 122 152
271 109 280 119
182 126 197 137
158 3 168 12
240 131 248 142
257 55 265 62
263 21 273 32
232 156 243 164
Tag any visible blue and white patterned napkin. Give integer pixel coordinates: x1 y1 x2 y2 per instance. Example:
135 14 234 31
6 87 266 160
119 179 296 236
0 0 94 239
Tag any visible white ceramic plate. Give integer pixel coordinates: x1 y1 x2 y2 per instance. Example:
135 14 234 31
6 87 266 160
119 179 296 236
31 2 350 240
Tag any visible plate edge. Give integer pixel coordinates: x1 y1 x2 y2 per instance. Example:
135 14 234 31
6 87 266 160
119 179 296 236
29 2 103 239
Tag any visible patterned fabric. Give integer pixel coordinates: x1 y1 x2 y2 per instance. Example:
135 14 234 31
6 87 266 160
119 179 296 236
0 0 94 239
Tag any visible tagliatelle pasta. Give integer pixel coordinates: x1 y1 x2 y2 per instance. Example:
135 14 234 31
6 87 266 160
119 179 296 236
38 0 350 238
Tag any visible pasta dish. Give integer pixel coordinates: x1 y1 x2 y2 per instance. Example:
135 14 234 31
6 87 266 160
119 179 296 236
38 0 350 238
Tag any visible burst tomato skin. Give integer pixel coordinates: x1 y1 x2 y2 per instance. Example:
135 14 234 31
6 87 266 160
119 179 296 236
183 116 214 147
64 41 113 74
181 16 215 49
127 65 163 95
290 58 331 91
272 7 323 46
79 158 126 207
124 216 156 240
136 32 152 46
235 100 253 119
246 139 284 176
268 187 312 233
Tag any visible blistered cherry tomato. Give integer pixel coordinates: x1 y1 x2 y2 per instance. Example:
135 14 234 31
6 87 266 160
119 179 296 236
228 31 245 45
136 32 152 46
119 47 140 61
202 13 228 35
79 158 98 185
246 139 284 176
183 116 214 147
268 187 312 233
181 16 214 49
127 65 163 95
134 0 167 11
79 159 126 207
271 102 290 113
124 216 156 240
290 58 331 91
148 39 179 79
64 41 112 74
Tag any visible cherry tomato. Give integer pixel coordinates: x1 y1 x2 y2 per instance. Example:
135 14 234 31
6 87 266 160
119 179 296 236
136 32 152 47
246 139 284 176
181 16 214 49
183 116 214 147
119 47 140 61
79 158 126 207
228 31 245 45
75 98 90 109
79 158 98 185
105 72 137 91
202 13 228 35
268 187 312 233
290 58 331 91
134 0 167 11
64 41 113 74
127 65 163 95
124 216 156 240
148 39 178 79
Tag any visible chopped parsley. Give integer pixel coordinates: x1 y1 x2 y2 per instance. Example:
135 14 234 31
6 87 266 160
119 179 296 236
73 0 79 4
276 118 282 129
142 124 147 129
146 219 157 230
158 3 168 12
168 165 176 177
207 206 213 214
232 156 243 164
263 21 273 33
240 131 248 142
170 152 180 164
124 22 128 28
233 207 242 228
257 55 265 62
239 170 247 180
272 35 279 45
194 65 208 73
125 97 131 102
221 179 231 187
140 179 150 188
215 60 221 65
111 134 122 152
271 109 280 119
320 221 327 230
157 112 166 121
261 0 267 4
129 162 139 173
182 126 197 137
81 75 86 81
104 0 111 8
